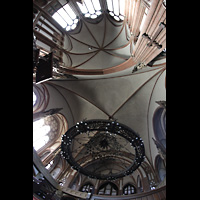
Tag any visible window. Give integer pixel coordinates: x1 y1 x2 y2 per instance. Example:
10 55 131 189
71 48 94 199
51 167 61 179
98 182 118 195
33 115 59 151
33 91 37 106
52 3 79 31
123 184 136 195
137 175 143 192
33 118 51 151
77 0 102 19
33 84 49 113
80 183 94 193
153 107 166 149
45 160 54 170
155 155 166 182
106 0 125 21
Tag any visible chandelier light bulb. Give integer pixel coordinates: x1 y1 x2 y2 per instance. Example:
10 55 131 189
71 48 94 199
61 119 145 180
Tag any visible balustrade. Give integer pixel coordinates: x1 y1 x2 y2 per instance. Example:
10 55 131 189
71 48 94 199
91 186 166 200
34 143 166 200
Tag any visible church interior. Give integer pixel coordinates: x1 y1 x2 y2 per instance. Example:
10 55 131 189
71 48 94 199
33 0 166 199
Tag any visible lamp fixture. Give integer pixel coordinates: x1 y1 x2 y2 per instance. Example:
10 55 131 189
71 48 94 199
61 119 145 180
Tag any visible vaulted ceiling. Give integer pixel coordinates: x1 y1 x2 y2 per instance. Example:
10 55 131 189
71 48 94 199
34 0 166 77
44 63 166 168
62 17 132 71
33 0 166 173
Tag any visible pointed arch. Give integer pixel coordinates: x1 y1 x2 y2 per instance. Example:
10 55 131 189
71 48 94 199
155 155 166 182
79 182 94 193
97 182 118 195
153 106 166 149
33 84 49 113
34 113 68 161
123 183 136 195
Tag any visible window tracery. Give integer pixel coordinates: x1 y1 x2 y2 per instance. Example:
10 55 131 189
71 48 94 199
51 1 79 31
123 183 136 195
80 182 94 193
137 175 143 192
153 106 166 149
33 91 37 106
33 115 58 151
47 0 127 33
98 182 118 195
106 0 125 21
33 84 49 113
155 155 166 182
77 0 102 19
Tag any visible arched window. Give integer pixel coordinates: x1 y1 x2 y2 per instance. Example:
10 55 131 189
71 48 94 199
44 154 66 181
155 155 166 182
33 117 51 151
98 182 118 195
33 114 63 152
137 175 143 192
77 0 102 19
51 2 79 31
106 0 125 21
33 91 37 106
153 107 166 149
80 182 94 193
123 183 136 195
51 167 61 179
33 84 49 113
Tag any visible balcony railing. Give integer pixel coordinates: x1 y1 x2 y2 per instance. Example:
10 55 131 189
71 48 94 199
90 186 166 200
34 147 166 200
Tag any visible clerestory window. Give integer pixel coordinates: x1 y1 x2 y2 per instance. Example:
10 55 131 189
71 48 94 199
33 115 59 151
153 107 166 149
77 0 102 19
106 0 125 21
98 182 118 195
52 3 79 31
33 118 51 151
80 183 94 193
33 91 37 106
123 184 136 195
155 155 166 182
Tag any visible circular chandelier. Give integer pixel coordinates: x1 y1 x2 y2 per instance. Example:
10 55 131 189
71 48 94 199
61 119 145 180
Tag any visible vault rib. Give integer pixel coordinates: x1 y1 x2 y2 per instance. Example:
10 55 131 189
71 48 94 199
110 67 165 117
46 82 112 118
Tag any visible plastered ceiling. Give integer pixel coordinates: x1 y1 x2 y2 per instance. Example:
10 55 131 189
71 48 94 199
44 64 166 167
37 0 166 170
62 14 133 71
